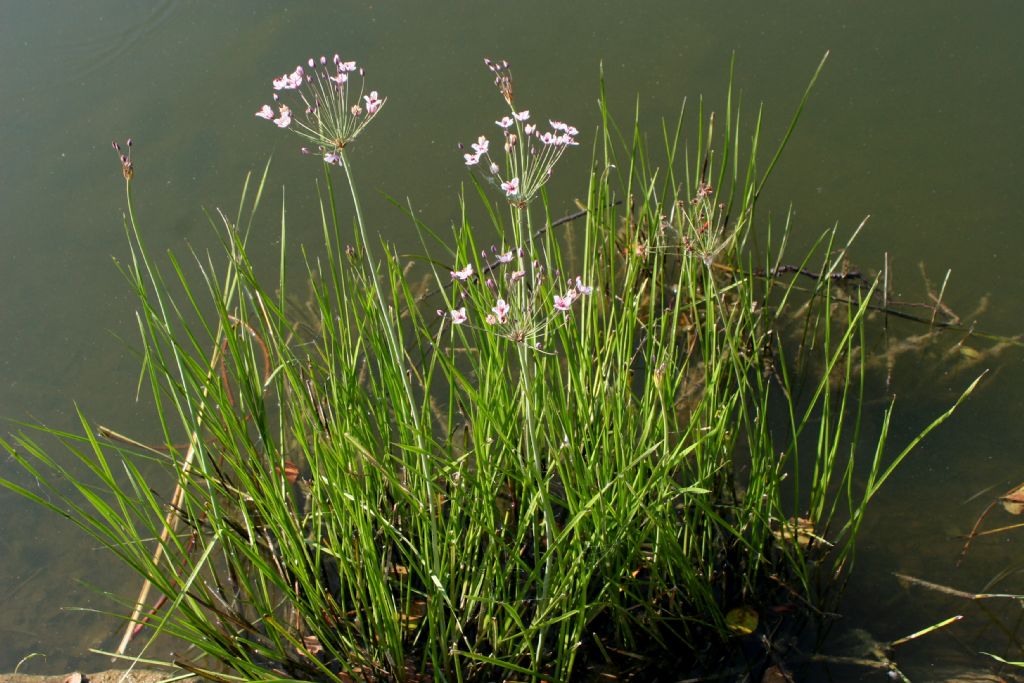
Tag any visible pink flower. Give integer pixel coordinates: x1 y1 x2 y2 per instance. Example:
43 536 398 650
273 68 304 90
450 307 468 325
451 264 474 281
464 152 481 166
492 298 510 323
514 110 530 121
255 104 274 120
574 277 593 295
496 250 514 263
549 120 578 135
509 269 525 283
329 72 348 85
338 60 357 72
524 123 536 135
489 161 500 174
324 151 342 165
553 294 573 313
496 116 514 129
501 177 520 197
273 105 292 128
364 91 384 114
471 136 489 155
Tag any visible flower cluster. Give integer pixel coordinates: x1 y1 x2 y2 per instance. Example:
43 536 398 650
659 182 730 267
441 244 592 345
255 54 385 165
552 277 593 314
111 138 134 181
460 59 578 206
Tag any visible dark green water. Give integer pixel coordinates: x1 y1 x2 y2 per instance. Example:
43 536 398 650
1 1 1022 677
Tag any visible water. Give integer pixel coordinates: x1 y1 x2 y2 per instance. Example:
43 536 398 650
2 0 1022 677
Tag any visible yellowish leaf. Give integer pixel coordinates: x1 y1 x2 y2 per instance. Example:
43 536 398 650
725 606 758 635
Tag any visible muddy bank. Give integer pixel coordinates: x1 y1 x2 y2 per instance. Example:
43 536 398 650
0 671 169 683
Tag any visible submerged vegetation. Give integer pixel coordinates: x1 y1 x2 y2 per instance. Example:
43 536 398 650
0 54 982 681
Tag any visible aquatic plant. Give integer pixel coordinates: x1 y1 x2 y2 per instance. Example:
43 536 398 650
0 55 980 681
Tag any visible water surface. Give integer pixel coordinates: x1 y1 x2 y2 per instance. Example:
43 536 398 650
2 1 1023 677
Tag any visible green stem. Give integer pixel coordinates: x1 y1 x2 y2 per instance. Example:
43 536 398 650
337 151 435 603
513 203 556 671
339 149 422 438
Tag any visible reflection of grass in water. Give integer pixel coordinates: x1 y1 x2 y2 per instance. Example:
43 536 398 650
0 57 982 681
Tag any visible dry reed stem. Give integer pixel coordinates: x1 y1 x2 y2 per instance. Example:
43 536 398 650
114 337 226 657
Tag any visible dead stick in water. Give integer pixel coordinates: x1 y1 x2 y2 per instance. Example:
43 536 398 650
97 425 173 456
894 572 1022 600
112 314 274 654
114 337 226 657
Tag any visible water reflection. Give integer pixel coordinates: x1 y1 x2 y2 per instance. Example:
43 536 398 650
62 2 178 82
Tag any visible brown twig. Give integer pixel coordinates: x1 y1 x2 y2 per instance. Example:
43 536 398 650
958 499 999 566
894 571 1022 600
114 337 224 657
114 315 274 655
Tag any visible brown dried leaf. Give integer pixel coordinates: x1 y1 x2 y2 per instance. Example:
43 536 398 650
302 635 323 655
1000 483 1024 515
761 665 792 683
275 460 300 484
773 517 826 547
399 599 428 630
725 606 759 635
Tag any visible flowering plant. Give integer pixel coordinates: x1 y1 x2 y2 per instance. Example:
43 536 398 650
255 54 385 165
443 243 592 346
7 51 970 683
461 59 578 206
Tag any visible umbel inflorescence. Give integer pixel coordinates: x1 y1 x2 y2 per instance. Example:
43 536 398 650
444 244 593 342
253 54 590 343
461 58 579 207
255 54 384 165
446 60 589 341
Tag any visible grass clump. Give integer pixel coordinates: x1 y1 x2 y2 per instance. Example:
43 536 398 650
1 55 978 681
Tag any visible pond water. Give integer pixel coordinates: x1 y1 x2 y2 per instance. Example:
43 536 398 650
2 0 1023 678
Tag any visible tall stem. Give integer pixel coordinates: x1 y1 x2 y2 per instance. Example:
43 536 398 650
514 203 556 669
339 149 422 438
